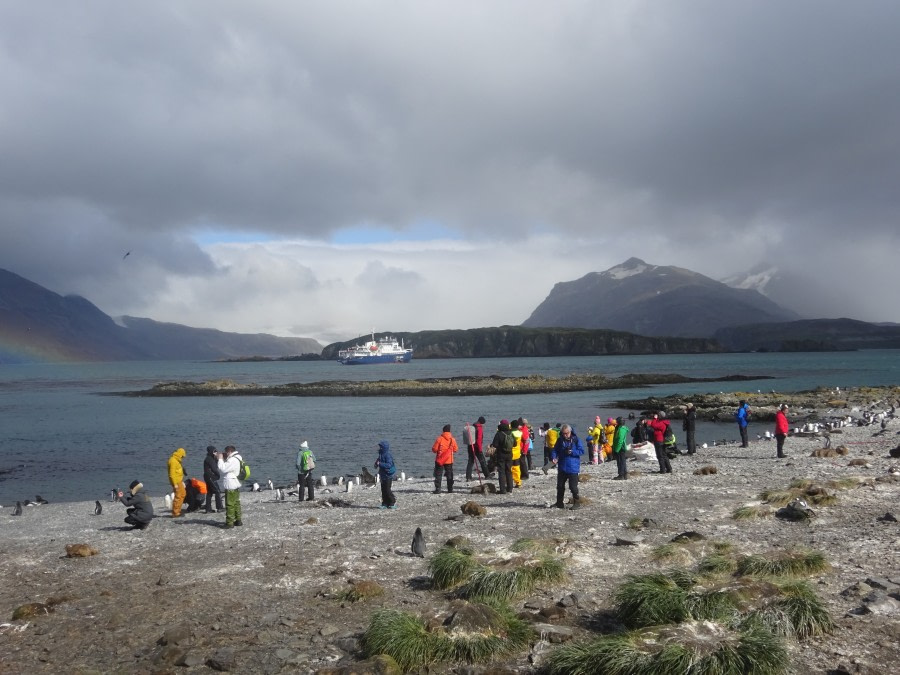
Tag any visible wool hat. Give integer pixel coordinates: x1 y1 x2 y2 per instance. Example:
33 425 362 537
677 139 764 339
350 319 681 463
477 416 486 424
442 424 451 432
300 441 309 449
500 419 509 425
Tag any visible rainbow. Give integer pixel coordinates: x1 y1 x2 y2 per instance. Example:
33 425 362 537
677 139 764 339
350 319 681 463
0 330 93 364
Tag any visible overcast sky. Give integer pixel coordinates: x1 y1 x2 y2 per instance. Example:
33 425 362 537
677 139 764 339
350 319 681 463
3 1 899 344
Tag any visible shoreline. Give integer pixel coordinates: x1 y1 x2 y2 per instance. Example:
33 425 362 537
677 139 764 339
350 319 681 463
1 421 899 673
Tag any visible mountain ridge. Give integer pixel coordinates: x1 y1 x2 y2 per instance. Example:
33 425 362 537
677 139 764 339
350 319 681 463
522 257 799 337
0 268 321 363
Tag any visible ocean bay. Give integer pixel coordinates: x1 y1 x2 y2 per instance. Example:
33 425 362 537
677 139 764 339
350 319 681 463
2 350 899 504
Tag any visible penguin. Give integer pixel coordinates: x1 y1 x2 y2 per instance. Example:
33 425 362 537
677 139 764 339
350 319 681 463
267 479 274 491
94 501 103 516
35 495 49 505
13 501 23 516
411 527 426 558
252 482 261 492
279 489 286 501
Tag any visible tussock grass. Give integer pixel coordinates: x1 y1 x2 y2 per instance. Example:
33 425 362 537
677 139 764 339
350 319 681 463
827 477 860 490
613 572 696 628
428 546 479 590
363 604 531 671
733 505 773 520
649 543 693 565
465 556 566 601
746 582 834 639
627 517 647 530
713 541 736 553
736 550 829 578
759 489 796 506
337 579 384 603
545 621 789 675
699 553 738 576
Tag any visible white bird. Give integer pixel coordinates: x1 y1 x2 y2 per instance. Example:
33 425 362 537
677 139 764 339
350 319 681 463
267 479 274 491
252 482 261 492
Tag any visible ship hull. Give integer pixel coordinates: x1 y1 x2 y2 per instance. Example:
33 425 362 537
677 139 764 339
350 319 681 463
339 351 412 365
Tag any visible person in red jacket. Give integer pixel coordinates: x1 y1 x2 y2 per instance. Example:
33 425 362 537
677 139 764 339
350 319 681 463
648 411 673 474
774 404 790 458
432 424 459 493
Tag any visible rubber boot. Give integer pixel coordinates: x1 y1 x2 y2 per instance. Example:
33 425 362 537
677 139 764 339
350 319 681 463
447 480 454 494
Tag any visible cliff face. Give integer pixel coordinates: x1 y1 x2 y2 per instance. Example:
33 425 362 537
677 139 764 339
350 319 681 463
321 326 722 360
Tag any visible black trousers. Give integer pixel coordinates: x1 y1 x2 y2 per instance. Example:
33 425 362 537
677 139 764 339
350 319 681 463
496 458 514 494
434 463 454 492
297 471 315 501
465 445 488 479
615 451 628 478
380 477 396 506
124 509 149 529
739 425 749 448
204 477 224 511
654 441 672 473
556 470 579 505
685 428 696 454
519 454 530 479
776 433 786 457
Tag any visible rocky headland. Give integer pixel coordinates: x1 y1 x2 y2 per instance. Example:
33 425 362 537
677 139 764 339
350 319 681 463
614 385 900 423
118 373 771 398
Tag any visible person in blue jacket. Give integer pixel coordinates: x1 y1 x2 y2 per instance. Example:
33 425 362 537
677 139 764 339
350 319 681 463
735 400 751 448
550 424 584 509
375 440 397 509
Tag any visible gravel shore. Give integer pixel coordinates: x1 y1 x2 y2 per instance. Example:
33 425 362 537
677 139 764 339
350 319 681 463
1 421 899 674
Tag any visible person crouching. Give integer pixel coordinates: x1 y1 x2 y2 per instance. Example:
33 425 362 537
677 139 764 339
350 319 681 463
119 480 153 530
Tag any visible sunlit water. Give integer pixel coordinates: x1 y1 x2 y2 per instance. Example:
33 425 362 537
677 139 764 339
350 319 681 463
1 350 898 503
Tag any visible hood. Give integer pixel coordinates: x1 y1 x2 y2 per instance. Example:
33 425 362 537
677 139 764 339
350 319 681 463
378 440 390 452
129 482 143 495
171 448 186 461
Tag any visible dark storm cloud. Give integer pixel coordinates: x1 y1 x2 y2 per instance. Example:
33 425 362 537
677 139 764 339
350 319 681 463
1 1 899 330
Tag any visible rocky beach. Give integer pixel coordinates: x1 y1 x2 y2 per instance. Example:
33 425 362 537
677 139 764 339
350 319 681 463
1 406 899 674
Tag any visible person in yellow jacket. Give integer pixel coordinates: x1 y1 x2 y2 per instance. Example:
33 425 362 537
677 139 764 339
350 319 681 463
167 448 187 517
602 418 617 462
587 417 603 464
510 419 523 487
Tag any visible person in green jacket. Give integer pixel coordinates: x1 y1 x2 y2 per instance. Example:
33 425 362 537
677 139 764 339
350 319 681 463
612 416 630 480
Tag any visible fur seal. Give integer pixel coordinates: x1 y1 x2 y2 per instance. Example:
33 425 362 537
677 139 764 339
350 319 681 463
94 501 103 515
13 501 22 516
411 527 426 557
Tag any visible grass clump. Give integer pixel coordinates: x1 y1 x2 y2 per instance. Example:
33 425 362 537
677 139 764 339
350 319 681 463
465 556 566 601
428 545 479 590
746 581 834 639
337 579 384 603
362 603 531 671
736 550 829 578
509 537 564 554
699 553 738 576
613 571 697 628
733 505 773 520
545 620 788 675
649 543 693 565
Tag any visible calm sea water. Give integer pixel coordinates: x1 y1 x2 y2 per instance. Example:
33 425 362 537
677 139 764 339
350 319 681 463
2 350 898 504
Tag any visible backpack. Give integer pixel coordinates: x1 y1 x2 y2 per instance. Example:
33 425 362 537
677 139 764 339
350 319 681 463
301 450 316 472
237 457 250 481
664 425 675 444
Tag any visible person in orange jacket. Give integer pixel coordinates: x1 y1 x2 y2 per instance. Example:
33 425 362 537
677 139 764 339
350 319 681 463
184 477 208 512
432 424 459 493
